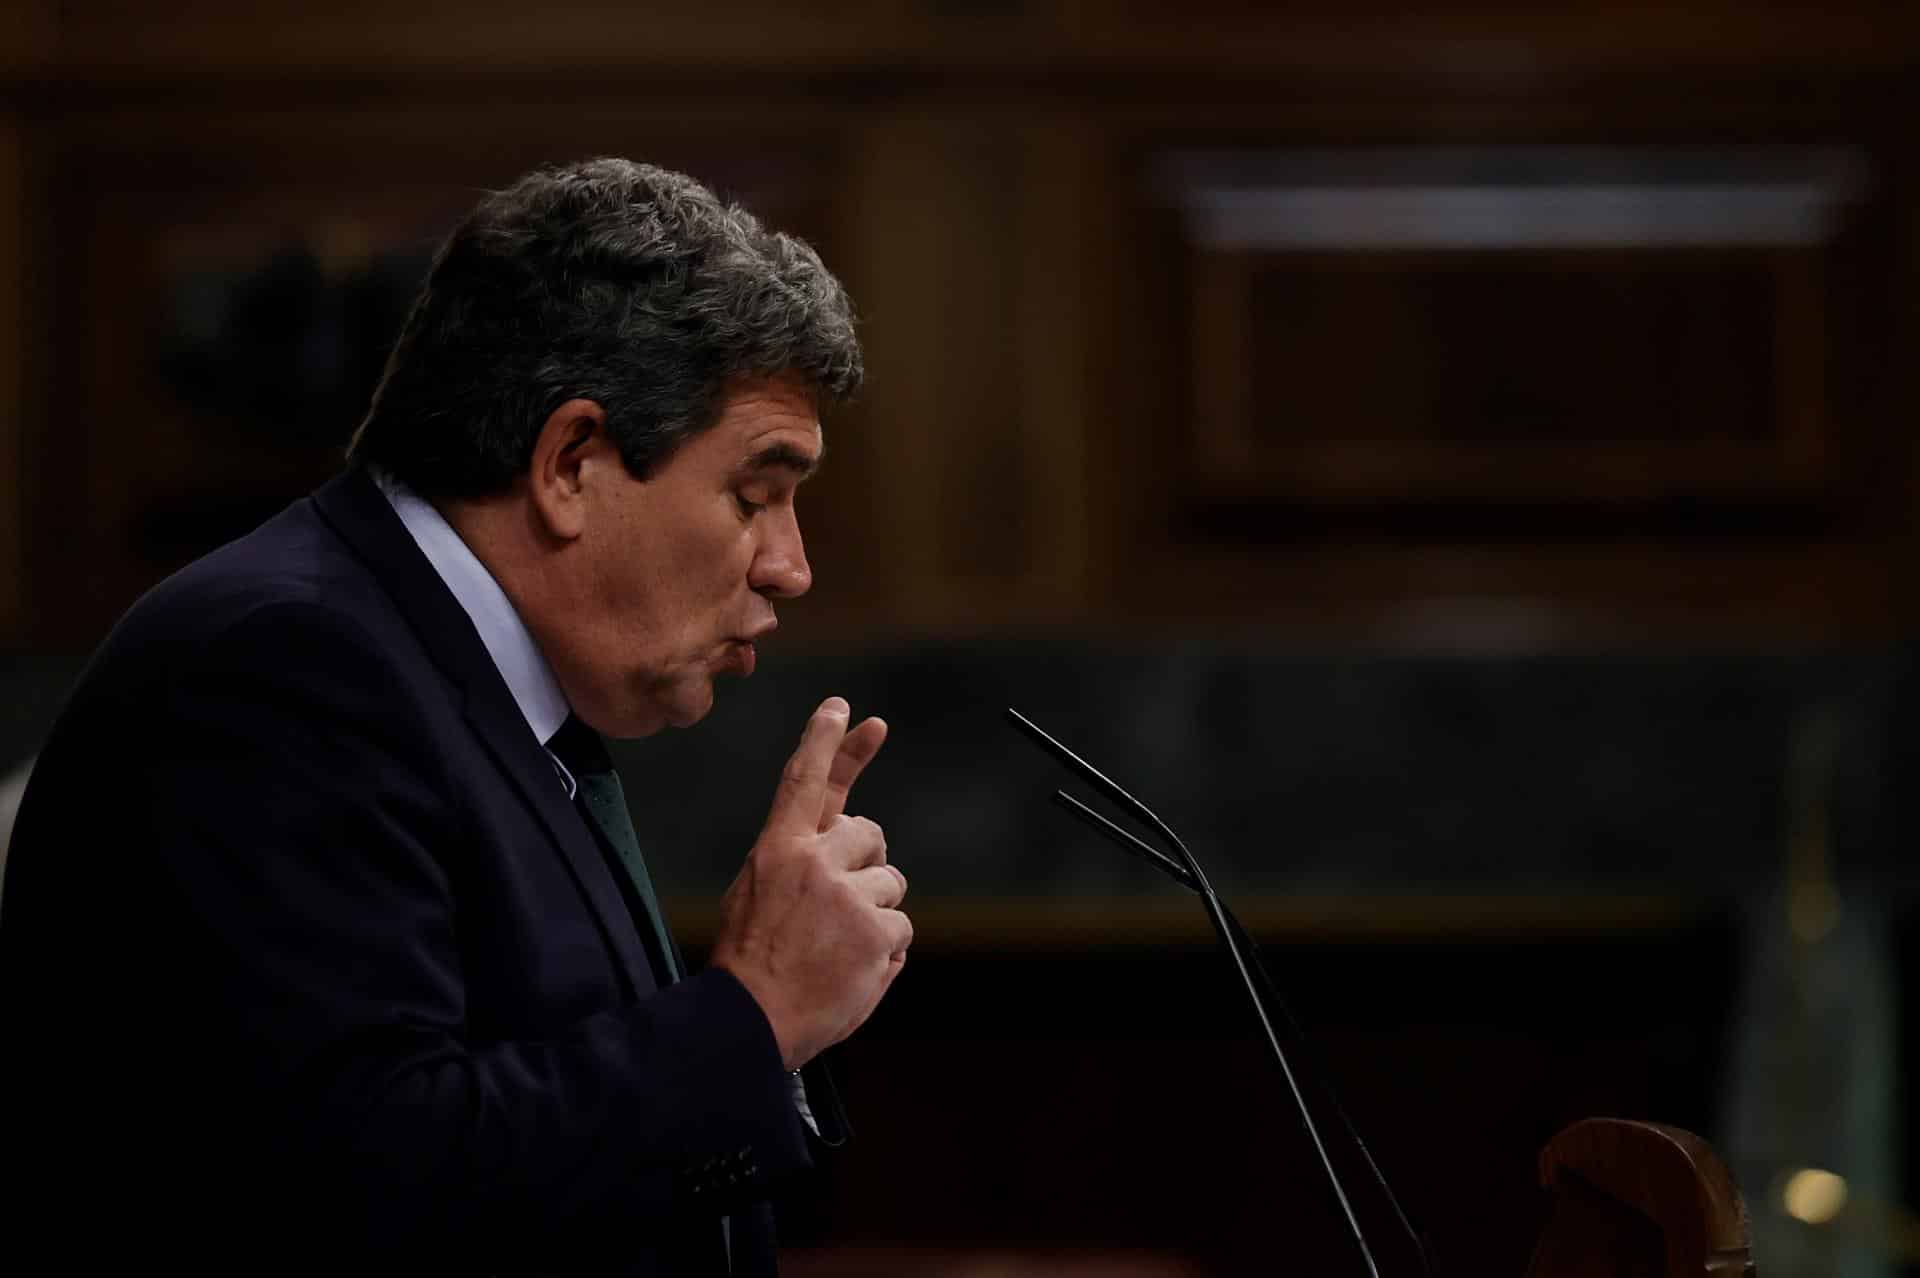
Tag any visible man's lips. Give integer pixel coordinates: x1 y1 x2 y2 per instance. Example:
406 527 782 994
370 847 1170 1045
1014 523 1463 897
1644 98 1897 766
727 623 774 675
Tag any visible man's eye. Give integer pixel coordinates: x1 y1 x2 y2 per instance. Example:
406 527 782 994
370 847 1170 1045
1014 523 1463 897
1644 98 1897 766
735 493 766 517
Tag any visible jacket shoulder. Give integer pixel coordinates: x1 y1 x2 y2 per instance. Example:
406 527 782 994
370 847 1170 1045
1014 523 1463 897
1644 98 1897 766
63 495 440 736
134 496 398 645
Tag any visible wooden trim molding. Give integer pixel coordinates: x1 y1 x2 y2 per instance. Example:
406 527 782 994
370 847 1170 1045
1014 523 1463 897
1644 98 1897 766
663 893 1715 948
0 116 23 638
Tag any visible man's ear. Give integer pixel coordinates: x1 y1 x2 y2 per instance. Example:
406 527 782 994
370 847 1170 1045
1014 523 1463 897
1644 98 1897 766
526 398 612 541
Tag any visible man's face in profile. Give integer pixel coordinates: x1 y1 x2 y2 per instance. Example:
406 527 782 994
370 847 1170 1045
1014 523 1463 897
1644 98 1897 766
545 375 823 739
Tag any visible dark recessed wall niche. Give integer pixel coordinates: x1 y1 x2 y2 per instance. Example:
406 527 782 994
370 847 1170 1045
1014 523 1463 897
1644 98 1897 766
1156 147 1878 533
158 239 431 449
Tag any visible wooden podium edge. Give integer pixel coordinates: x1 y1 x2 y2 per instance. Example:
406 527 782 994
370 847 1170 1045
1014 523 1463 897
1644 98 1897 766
1538 1117 1755 1276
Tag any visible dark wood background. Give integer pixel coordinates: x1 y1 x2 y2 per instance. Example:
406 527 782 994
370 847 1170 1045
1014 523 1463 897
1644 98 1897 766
3 3 1918 1272
3 0 1917 650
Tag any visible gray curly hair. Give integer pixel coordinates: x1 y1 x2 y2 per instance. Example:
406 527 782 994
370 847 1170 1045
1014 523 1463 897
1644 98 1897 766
348 157 862 498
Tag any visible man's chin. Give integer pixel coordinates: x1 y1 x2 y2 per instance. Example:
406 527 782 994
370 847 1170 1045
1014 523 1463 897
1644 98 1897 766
661 681 717 731
606 670 725 737
588 689 705 740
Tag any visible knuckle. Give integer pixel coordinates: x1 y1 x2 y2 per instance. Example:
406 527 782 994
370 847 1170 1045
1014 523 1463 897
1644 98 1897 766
765 839 815 883
834 875 866 909
753 834 797 866
800 843 834 879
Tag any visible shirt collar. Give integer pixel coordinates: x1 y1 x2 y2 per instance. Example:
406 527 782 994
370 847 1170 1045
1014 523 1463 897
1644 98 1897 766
372 470 576 790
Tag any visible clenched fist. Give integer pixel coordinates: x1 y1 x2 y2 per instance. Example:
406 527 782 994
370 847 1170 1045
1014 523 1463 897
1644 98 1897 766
710 697 911 1071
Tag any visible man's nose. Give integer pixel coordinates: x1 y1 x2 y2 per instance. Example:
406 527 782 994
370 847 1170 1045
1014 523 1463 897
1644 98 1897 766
751 509 812 599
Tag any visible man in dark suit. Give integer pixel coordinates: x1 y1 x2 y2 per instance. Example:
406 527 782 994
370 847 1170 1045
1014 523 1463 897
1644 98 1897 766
0 157 910 1274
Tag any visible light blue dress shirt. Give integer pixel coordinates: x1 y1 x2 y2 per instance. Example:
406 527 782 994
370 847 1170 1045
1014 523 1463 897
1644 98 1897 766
373 471 577 798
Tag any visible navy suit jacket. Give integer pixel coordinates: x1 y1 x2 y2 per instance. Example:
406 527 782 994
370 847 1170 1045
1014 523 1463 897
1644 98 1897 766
0 466 842 1273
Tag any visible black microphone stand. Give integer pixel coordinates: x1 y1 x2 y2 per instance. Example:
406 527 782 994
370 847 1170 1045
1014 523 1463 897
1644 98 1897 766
1006 708 1434 1278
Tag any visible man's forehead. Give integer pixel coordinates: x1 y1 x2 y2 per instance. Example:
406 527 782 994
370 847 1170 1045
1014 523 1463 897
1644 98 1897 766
707 375 824 472
738 435 823 477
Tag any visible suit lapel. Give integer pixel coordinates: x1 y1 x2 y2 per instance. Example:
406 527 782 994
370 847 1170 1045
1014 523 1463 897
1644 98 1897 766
310 466 655 998
461 687 657 998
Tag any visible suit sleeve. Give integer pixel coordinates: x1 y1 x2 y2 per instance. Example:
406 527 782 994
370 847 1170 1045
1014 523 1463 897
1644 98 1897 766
131 600 811 1256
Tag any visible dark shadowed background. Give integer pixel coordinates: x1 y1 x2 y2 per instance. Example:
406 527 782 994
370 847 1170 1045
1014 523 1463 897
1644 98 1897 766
2 3 1918 1273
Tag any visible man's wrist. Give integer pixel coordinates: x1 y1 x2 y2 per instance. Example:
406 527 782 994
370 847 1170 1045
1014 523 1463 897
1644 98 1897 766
709 957 804 1071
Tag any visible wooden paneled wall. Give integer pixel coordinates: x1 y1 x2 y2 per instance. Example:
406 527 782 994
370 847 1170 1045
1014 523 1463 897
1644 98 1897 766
0 116 23 638
2 0 1917 649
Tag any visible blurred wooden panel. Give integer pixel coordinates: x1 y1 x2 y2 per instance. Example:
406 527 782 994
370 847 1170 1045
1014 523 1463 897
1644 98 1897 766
1242 253 1781 445
1104 541 1911 640
41 0 1071 78
1063 0 1919 73
0 116 21 632
1167 147 1865 514
667 895 1714 949
4 2 1918 647
827 116 1102 632
1090 129 1919 639
1012 122 1102 614
26 0 1919 80
0 2 56 77
1194 248 1827 505
35 120 842 643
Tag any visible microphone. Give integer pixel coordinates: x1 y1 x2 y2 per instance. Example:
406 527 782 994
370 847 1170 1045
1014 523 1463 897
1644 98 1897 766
1006 707 1433 1278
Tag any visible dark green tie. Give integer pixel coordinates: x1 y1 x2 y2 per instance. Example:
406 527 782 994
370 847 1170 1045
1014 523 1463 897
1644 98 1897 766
547 716 681 983
548 717 730 1271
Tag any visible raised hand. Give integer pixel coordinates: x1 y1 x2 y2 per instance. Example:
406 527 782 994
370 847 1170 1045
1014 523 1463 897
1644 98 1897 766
709 697 910 1070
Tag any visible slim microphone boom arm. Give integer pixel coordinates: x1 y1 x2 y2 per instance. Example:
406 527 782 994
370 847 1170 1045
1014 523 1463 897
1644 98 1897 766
1006 707 1432 1278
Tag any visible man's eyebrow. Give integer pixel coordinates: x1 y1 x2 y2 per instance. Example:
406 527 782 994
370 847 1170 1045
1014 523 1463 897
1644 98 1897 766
740 441 823 478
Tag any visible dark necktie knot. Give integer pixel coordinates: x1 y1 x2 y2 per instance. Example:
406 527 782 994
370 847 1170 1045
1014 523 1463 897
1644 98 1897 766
546 713 682 986
546 713 614 777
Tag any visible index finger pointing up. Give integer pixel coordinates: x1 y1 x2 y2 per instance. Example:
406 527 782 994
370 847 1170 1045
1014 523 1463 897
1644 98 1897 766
766 697 850 836
820 715 888 831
